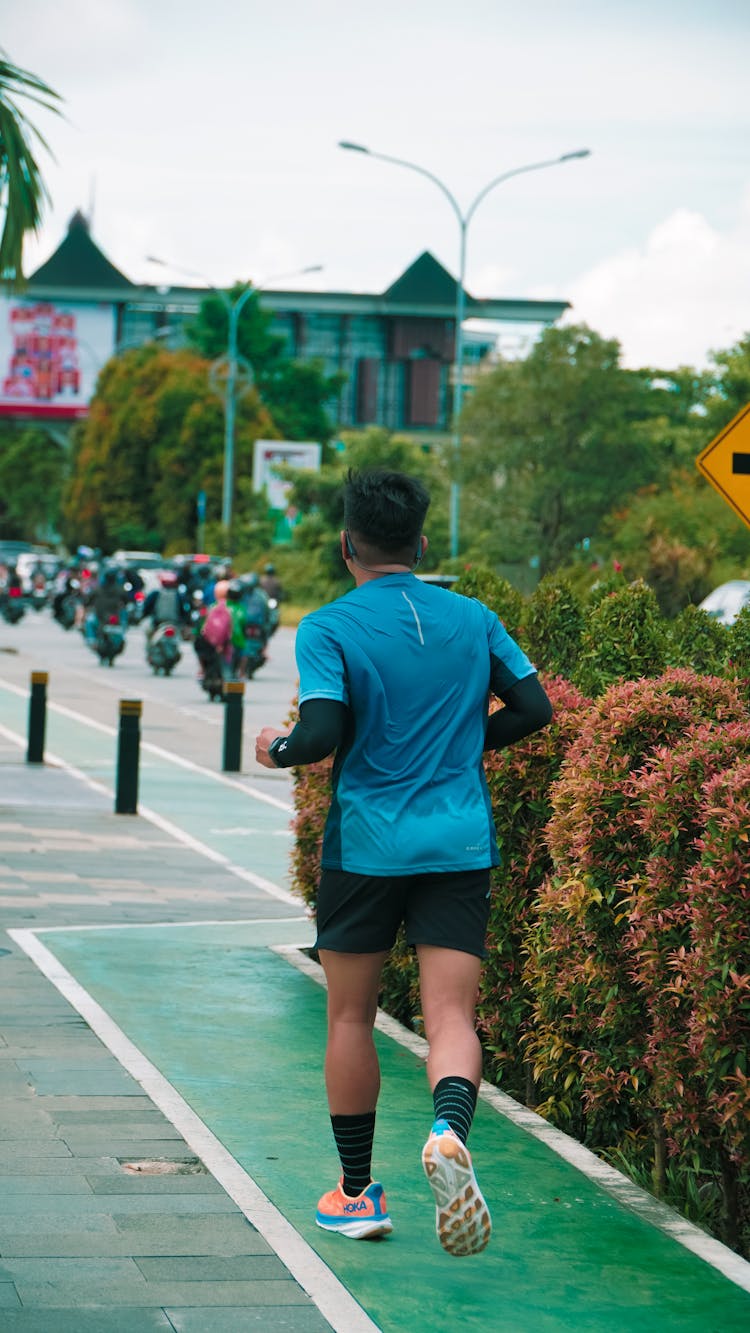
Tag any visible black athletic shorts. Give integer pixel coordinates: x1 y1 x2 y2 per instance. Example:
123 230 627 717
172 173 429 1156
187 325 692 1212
314 867 492 959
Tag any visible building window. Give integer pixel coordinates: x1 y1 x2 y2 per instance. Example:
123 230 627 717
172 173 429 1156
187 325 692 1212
407 358 440 427
355 358 379 423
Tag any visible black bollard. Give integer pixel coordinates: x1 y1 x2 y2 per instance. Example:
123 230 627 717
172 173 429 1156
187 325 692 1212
222 681 245 772
115 699 142 815
26 671 48 764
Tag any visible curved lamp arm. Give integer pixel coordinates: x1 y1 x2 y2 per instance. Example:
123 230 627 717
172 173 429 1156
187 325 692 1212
338 141 463 227
464 150 590 227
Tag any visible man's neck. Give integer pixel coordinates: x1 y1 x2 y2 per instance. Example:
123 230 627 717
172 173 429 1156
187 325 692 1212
350 562 412 587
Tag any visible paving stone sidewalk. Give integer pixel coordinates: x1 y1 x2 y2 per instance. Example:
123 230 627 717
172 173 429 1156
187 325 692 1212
0 751 333 1332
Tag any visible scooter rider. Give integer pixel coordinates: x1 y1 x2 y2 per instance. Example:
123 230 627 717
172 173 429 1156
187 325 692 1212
142 570 188 638
86 568 127 644
240 572 272 634
226 579 250 679
259 563 283 602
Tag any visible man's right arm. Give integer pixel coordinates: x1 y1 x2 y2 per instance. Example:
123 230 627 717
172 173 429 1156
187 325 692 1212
266 698 347 768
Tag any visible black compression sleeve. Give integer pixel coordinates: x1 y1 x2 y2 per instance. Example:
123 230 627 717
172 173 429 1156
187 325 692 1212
484 673 553 752
268 698 347 768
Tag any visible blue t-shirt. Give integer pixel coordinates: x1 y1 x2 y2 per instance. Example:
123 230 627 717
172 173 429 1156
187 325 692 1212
295 574 535 876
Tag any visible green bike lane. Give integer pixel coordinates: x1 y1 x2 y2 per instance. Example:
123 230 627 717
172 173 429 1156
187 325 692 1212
3 684 750 1330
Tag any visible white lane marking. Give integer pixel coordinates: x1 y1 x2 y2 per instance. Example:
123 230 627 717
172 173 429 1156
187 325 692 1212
31 917 311 934
210 826 293 837
0 679 293 813
0 721 111 798
0 721 298 906
7 928 381 1333
274 945 750 1299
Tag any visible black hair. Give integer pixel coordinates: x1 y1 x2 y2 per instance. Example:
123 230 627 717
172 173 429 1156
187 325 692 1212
343 468 430 555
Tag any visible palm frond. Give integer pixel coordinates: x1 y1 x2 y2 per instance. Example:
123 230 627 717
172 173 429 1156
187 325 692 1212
0 51 62 282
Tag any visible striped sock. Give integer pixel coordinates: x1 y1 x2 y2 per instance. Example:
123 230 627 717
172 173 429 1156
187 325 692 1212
330 1112 376 1197
432 1076 478 1145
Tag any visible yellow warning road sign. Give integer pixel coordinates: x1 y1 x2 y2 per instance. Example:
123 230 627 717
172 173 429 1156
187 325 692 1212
696 400 750 531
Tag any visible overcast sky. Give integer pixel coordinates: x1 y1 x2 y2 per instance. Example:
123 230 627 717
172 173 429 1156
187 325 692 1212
5 0 750 371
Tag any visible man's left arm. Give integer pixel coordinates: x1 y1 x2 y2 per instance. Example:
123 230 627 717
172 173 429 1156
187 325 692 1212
484 672 553 752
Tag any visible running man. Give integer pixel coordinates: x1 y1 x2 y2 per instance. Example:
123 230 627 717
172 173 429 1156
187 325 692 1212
255 468 552 1256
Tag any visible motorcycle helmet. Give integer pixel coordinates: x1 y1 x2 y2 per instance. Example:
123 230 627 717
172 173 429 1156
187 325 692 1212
159 570 178 587
243 572 260 591
227 579 244 602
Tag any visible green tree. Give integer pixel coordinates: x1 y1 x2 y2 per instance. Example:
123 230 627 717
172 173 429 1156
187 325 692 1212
0 51 62 281
186 286 344 443
459 324 675 577
704 333 750 434
0 423 66 539
62 344 277 553
588 343 750 608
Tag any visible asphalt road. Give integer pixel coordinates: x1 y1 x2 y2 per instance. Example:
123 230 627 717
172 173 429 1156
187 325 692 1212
0 606 299 788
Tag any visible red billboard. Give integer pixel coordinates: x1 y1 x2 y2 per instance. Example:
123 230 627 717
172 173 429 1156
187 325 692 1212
0 296 115 419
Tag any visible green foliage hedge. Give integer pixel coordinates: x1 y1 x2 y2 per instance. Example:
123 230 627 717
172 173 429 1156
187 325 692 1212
288 572 750 1255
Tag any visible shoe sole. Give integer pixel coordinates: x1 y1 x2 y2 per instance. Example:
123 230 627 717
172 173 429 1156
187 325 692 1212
315 1215 393 1240
422 1132 491 1256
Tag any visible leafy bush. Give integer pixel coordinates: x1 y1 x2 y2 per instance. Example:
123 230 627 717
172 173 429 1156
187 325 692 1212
452 566 525 640
524 576 584 678
661 757 750 1251
478 675 590 1099
524 671 746 1142
727 603 750 692
573 578 667 696
674 759 750 1149
666 603 729 675
289 755 330 916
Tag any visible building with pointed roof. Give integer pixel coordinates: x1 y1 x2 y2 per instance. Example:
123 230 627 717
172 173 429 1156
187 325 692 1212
1 213 569 434
29 211 134 293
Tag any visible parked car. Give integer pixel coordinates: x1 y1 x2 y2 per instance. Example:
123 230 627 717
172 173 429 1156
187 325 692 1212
698 579 750 626
112 550 164 570
16 551 63 593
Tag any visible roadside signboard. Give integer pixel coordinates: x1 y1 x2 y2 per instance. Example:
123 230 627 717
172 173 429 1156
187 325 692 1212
252 439 321 542
696 401 750 531
0 295 114 420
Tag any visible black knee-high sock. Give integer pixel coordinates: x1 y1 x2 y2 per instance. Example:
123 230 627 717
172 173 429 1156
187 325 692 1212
432 1076 478 1144
330 1112 376 1197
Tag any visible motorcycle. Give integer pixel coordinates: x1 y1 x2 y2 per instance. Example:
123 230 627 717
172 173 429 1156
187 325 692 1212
146 622 182 675
53 581 81 630
30 583 49 612
242 620 267 679
123 580 146 626
266 596 280 638
195 636 226 702
0 586 26 624
93 614 126 666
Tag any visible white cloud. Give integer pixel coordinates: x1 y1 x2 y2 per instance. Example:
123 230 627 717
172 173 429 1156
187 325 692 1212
560 190 750 370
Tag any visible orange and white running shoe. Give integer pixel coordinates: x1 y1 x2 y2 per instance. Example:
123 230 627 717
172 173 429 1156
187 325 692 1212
422 1119 491 1256
315 1179 393 1240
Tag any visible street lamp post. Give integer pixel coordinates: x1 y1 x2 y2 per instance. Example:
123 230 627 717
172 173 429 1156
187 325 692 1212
146 259 322 549
221 285 254 535
338 142 591 559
